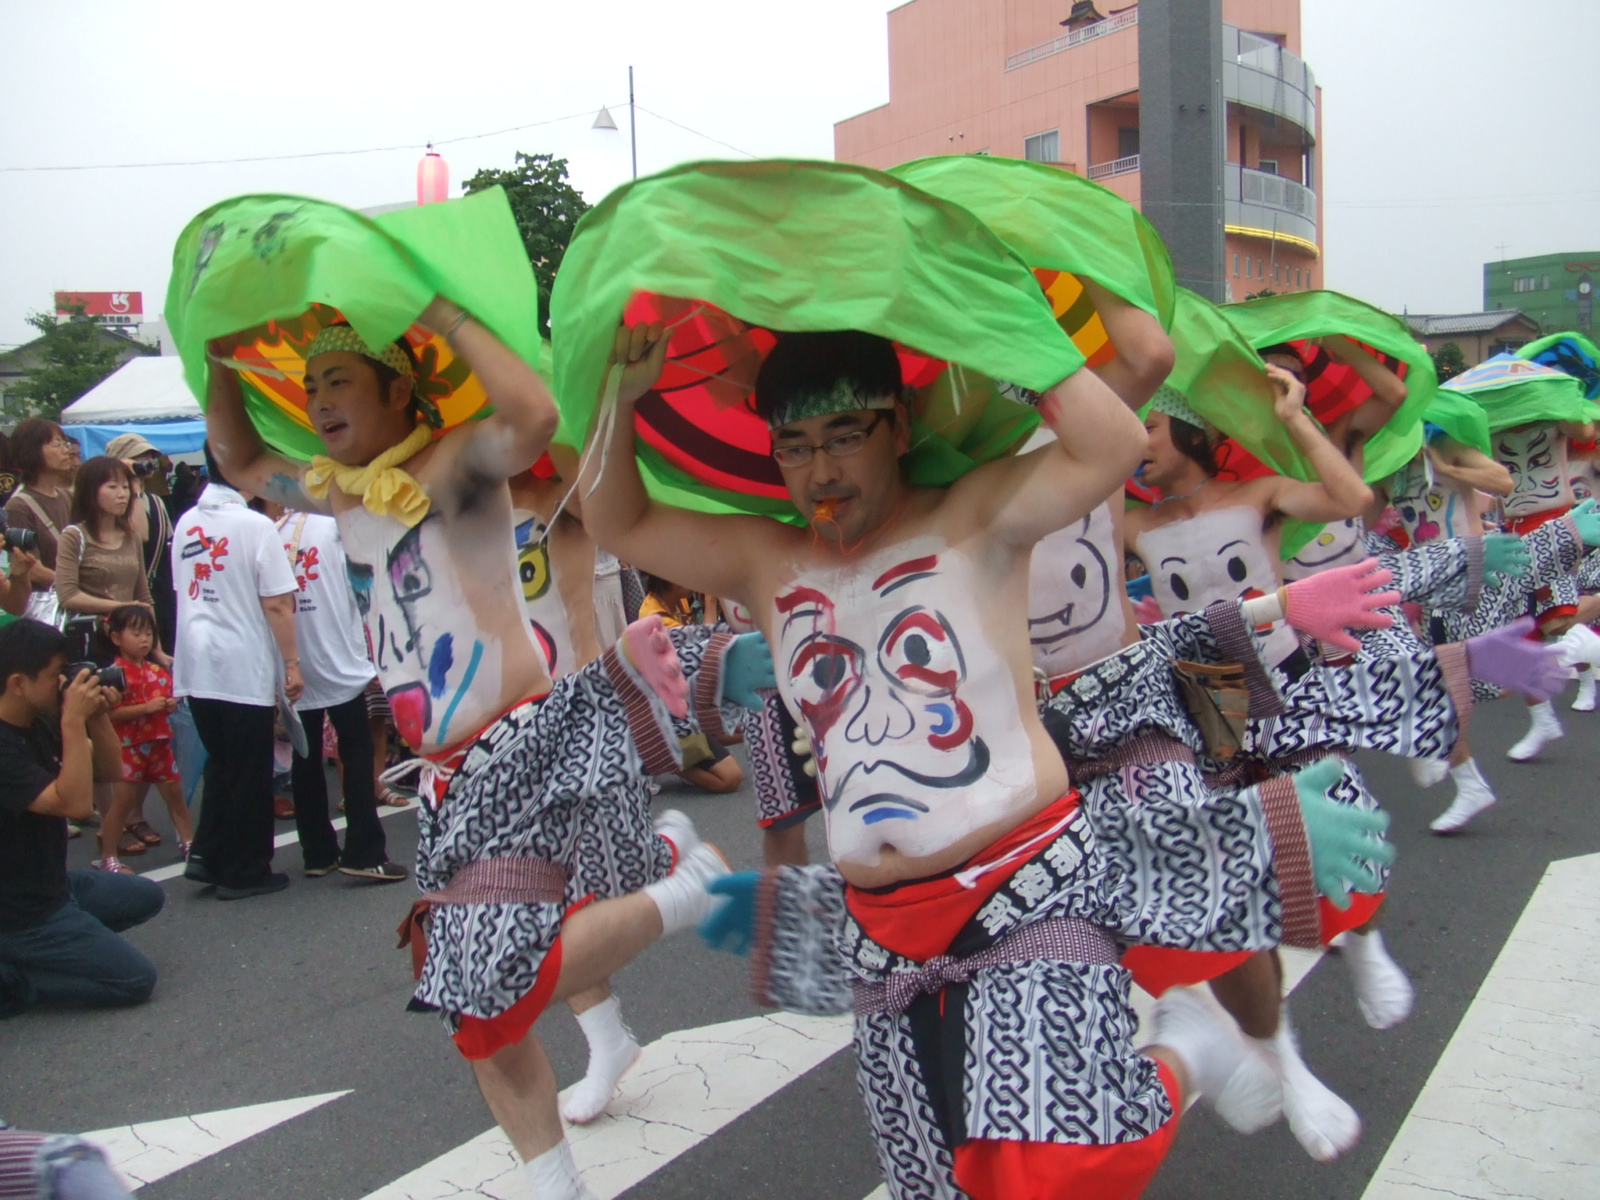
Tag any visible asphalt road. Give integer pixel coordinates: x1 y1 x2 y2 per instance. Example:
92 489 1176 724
2 689 1595 1200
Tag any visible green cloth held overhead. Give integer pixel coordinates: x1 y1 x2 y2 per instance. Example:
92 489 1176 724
1421 388 1492 456
1222 289 1433 482
549 159 1085 526
1516 331 1600 401
165 187 542 460
1441 354 1600 434
888 155 1176 326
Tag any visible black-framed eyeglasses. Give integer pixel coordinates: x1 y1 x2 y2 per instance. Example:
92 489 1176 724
771 411 890 468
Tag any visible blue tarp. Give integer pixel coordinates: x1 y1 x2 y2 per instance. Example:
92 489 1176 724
64 420 207 458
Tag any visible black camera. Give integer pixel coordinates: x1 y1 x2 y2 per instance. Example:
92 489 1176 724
64 662 126 694
130 458 162 478
0 509 35 555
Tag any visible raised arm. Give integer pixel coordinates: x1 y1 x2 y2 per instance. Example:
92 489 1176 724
1079 279 1174 410
976 361 1149 549
204 347 326 512
1430 437 1513 497
578 323 778 604
549 508 601 667
1263 363 1374 523
422 297 558 484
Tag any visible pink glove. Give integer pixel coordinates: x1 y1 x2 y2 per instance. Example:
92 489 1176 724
1132 595 1164 625
1465 617 1572 702
618 614 689 718
1283 558 1400 654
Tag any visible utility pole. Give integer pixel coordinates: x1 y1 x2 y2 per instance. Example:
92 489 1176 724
629 65 638 180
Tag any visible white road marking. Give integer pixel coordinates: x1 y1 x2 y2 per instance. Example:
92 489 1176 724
80 1090 351 1191
363 1012 852 1199
1361 851 1600 1200
139 799 416 882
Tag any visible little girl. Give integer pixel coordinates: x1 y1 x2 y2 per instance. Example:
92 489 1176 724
99 603 193 871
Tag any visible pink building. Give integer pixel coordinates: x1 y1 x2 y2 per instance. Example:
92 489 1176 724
835 0 1323 300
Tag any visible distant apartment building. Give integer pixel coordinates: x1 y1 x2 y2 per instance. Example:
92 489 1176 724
835 0 1322 301
1484 252 1600 334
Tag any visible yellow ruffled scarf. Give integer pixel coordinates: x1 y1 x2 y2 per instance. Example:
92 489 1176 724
304 424 434 527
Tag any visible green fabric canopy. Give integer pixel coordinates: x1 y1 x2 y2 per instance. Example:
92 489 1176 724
548 159 1085 525
165 187 541 460
1421 389 1492 456
1221 289 1432 482
1441 354 1600 433
888 155 1176 326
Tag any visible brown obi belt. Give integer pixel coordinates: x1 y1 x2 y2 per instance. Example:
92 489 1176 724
852 915 1119 1017
396 856 568 980
1068 731 1198 783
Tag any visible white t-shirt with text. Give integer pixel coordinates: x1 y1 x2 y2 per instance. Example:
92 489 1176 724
277 512 376 711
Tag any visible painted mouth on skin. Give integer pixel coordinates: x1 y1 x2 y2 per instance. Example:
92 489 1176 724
847 794 931 824
824 737 992 812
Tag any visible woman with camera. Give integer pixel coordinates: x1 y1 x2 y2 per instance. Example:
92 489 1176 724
4 419 78 624
53 456 167 870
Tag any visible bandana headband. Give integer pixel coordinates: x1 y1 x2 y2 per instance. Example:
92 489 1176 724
1147 384 1209 433
305 324 444 429
763 383 897 431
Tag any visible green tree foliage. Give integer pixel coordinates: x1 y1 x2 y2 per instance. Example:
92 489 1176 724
1244 288 1279 301
1431 340 1467 382
462 152 590 337
4 306 150 421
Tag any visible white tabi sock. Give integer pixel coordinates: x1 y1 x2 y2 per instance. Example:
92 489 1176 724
561 994 642 1125
1145 987 1281 1132
643 844 729 935
1341 928 1414 1029
522 1141 596 1200
1574 669 1597 712
1507 700 1563 762
1274 1005 1361 1162
1429 758 1498 834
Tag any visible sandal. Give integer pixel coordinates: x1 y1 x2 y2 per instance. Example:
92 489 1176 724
116 829 149 857
92 857 135 875
128 820 162 847
376 786 411 808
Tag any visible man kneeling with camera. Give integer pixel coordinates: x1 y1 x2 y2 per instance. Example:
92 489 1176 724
0 618 163 1018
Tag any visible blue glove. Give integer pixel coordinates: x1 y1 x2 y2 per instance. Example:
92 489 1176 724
699 871 760 956
1571 497 1600 548
1293 756 1395 910
720 632 776 710
1481 533 1531 581
1126 573 1153 601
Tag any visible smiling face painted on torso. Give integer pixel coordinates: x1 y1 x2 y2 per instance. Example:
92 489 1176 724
512 508 576 679
1497 422 1574 518
771 538 1038 868
1281 516 1367 582
1027 502 1129 676
1387 454 1473 544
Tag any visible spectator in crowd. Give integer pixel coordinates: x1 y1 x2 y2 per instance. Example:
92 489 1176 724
638 572 745 795
102 605 193 873
173 446 304 900
272 507 406 882
0 619 162 1018
4 420 78 626
54 456 160 653
105 434 177 657
0 542 38 621
0 431 18 506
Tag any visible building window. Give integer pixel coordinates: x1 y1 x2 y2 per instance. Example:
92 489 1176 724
1543 275 1552 290
1233 253 1240 277
1024 130 1060 163
1257 159 1278 175
1295 267 1302 288
1117 127 1140 159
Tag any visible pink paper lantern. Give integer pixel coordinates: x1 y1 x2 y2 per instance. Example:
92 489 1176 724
417 149 449 205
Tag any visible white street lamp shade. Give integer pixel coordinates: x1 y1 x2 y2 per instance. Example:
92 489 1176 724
592 106 619 132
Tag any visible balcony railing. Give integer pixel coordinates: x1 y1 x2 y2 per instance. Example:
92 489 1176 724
1222 25 1317 135
1088 154 1141 180
1006 8 1138 71
1225 165 1318 247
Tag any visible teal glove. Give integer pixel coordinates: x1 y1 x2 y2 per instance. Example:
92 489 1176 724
1293 756 1396 910
699 871 760 956
720 633 776 710
1571 497 1600 547
1482 533 1531 581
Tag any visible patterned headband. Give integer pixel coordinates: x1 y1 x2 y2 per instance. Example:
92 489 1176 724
763 383 897 431
305 325 443 429
1146 384 1207 432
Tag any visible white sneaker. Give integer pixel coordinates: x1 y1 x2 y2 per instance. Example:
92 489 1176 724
1408 757 1450 789
1573 672 1597 712
1507 701 1563 762
1341 930 1414 1029
1429 759 1498 833
1276 1012 1361 1161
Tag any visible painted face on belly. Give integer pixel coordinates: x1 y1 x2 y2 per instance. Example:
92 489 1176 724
1135 506 1279 618
1282 517 1366 581
1027 504 1124 675
344 513 499 749
773 540 1037 866
1498 424 1572 517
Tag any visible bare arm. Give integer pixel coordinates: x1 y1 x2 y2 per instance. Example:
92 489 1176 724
549 510 601 667
259 590 304 702
1264 364 1375 522
205 347 325 511
422 298 559 485
0 548 35 617
578 323 778 603
87 707 124 781
1431 439 1513 496
1079 279 1174 410
128 487 150 544
27 673 107 818
1559 420 1598 443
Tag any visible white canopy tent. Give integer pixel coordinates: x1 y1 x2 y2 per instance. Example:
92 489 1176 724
59 357 207 458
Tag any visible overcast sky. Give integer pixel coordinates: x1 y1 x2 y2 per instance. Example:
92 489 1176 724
2 0 1596 349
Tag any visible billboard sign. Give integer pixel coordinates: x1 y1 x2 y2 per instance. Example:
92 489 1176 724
54 291 143 326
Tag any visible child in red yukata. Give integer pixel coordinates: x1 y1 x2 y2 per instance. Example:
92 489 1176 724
106 604 193 864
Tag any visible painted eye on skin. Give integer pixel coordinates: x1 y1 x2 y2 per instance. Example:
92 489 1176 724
878 607 965 696
1170 573 1190 601
1070 562 1088 588
1226 555 1248 583
790 636 863 708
